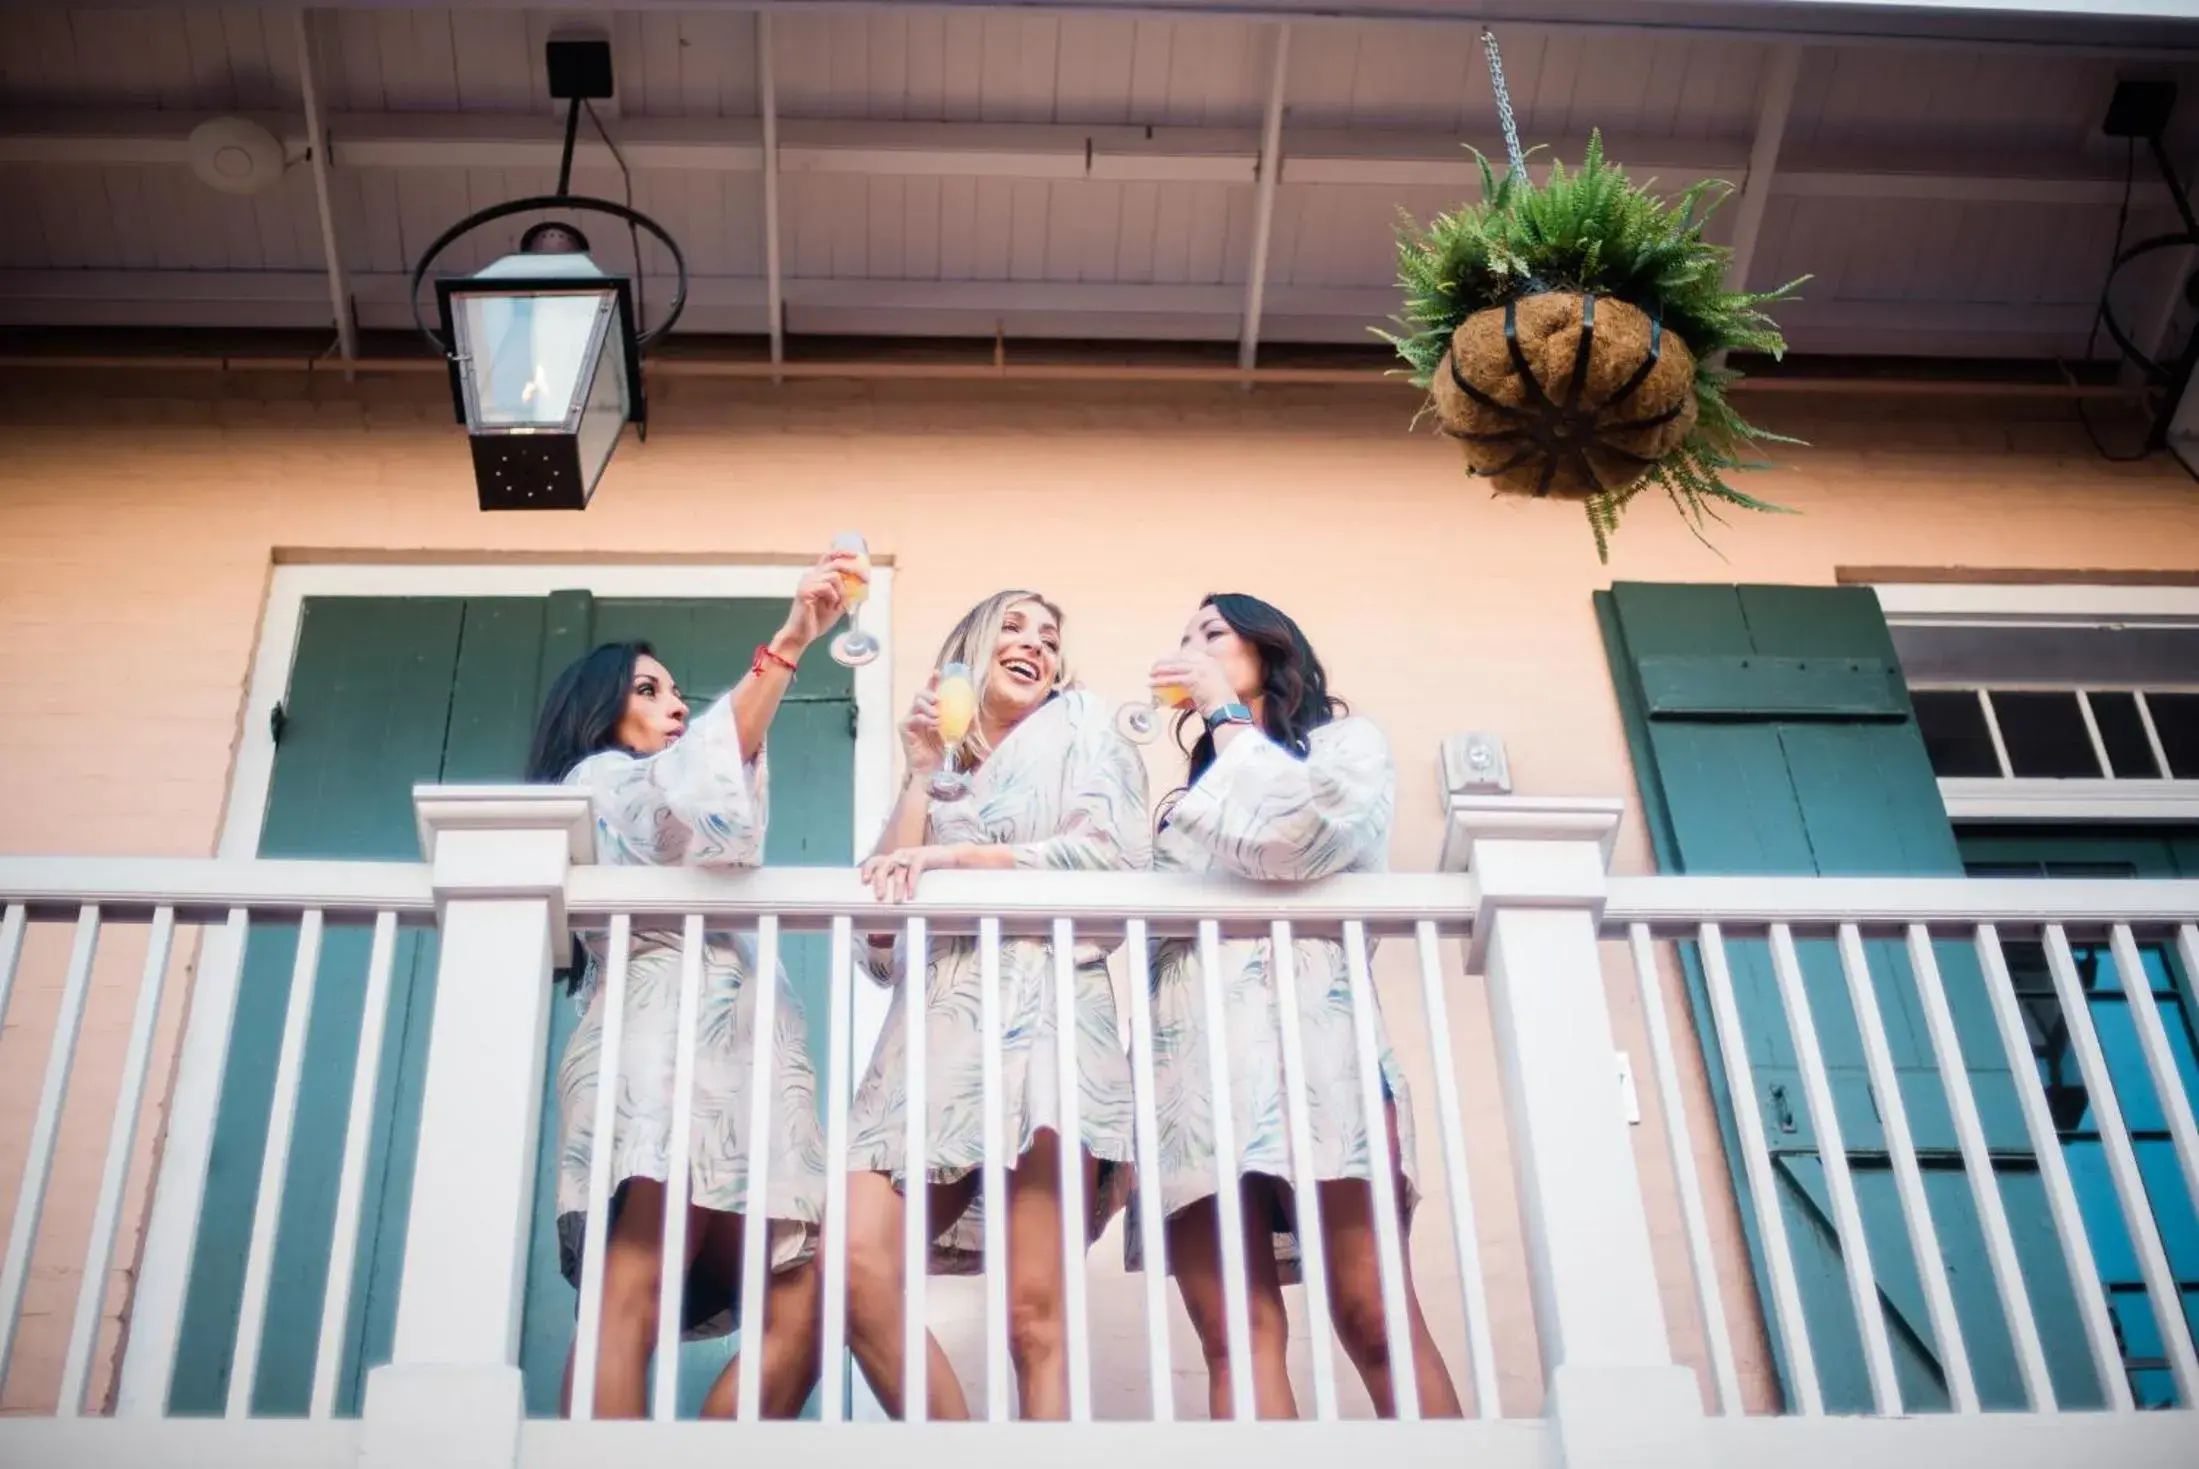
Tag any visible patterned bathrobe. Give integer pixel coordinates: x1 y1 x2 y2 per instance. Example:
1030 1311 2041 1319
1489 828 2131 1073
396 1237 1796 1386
553 692 827 1338
1128 716 1418 1280
848 689 1149 1271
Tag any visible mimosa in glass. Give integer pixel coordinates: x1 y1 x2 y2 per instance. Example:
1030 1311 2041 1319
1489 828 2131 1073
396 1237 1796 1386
829 530 879 667
930 661 977 799
1117 682 1194 745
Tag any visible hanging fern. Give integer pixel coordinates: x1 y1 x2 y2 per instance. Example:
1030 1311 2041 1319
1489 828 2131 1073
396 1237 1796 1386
1378 132 1807 559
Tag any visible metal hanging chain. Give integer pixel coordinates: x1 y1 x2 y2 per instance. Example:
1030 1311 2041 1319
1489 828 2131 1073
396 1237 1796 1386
1480 27 1527 181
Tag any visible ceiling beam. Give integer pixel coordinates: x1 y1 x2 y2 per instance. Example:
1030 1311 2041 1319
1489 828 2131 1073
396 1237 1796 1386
294 10 356 370
32 1 2199 62
0 111 2163 211
0 267 2104 359
1237 21 1290 375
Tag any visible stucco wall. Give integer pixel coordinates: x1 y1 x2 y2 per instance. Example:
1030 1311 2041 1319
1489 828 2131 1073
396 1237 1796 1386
2 368 2195 1417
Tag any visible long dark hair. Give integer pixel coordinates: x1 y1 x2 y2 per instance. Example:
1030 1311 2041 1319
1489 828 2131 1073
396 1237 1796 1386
1172 592 1346 797
525 640 656 783
527 640 655 990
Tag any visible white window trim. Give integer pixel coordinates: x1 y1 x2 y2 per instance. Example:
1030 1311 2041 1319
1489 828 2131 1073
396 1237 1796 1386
1874 582 2199 824
1874 582 2199 627
125 559 899 1419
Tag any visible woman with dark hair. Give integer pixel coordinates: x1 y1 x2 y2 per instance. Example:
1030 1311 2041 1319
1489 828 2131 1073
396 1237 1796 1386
1139 593 1462 1420
837 590 1148 1420
530 547 858 1421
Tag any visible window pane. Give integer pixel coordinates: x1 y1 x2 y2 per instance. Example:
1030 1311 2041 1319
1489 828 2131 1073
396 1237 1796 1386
2110 1289 2183 1408
2067 1139 2139 1281
1991 691 2104 778
2092 999 2164 1131
1890 624 2199 687
2160 992 2199 1109
2136 1139 2199 1278
2148 692 2199 780
2088 692 2163 779
1914 690 2002 777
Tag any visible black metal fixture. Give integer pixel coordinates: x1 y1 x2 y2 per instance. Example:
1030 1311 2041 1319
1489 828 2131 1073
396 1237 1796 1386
2084 79 2199 476
408 37 687 510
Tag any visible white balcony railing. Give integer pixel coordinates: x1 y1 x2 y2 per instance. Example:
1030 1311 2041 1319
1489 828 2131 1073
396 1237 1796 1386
0 789 2194 1469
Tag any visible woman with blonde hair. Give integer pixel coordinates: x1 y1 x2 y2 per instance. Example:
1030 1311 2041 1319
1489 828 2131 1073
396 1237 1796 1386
839 589 1147 1420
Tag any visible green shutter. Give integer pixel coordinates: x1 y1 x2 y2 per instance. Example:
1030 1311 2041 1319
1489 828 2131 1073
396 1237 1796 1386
173 593 853 1421
1598 582 2099 1413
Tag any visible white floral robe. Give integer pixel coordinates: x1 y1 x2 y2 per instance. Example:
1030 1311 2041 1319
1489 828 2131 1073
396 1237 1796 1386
848 689 1148 1272
554 692 827 1339
1128 717 1419 1281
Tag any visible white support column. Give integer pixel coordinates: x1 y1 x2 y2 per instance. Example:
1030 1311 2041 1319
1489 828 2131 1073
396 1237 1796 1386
1237 21 1290 377
1445 794 1705 1469
295 8 357 370
357 787 592 1469
758 8 785 374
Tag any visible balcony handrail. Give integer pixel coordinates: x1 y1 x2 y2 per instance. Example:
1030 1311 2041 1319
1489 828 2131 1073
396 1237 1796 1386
1607 873 2199 929
567 866 1481 935
9 856 2199 935
0 855 435 922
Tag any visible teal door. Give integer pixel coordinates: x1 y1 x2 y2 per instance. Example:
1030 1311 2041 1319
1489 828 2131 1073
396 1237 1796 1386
1956 826 2199 1407
168 592 852 1419
1598 583 2100 1413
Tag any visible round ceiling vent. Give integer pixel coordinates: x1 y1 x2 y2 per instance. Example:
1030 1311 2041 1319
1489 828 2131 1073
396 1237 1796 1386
188 117 286 196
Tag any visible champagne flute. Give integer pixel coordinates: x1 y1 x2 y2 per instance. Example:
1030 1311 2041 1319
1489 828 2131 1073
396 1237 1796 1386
1117 677 1196 745
929 661 977 800
828 531 879 667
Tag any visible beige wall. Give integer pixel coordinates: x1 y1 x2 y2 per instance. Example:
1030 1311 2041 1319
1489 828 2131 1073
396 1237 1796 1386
2 369 2196 1417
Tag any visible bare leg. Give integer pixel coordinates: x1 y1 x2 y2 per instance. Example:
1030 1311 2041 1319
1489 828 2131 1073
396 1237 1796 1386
1002 1129 1102 1421
1318 1102 1464 1418
559 1181 709 1420
1165 1177 1297 1420
837 1168 975 1420
694 1213 825 1420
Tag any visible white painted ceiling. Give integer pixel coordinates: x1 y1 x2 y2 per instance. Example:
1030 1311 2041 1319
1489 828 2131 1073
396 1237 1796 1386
5 2 2199 364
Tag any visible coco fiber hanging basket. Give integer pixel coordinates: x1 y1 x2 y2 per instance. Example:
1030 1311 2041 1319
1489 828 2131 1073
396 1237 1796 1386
1381 35 1806 560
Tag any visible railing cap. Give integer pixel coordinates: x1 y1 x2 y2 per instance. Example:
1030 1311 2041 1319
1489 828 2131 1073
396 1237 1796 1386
412 784 596 865
1439 794 1626 876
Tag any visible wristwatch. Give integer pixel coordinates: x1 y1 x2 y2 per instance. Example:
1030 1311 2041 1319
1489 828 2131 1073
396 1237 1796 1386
1204 701 1255 733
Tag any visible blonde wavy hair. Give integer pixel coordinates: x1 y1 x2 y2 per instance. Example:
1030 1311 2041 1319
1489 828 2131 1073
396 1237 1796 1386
933 588 1072 767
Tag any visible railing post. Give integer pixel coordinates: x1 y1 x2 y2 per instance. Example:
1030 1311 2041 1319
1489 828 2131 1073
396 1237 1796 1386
1443 793 1704 1468
357 787 592 1469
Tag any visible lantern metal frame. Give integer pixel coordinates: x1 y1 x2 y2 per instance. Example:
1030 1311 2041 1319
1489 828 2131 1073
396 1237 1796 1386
406 86 689 439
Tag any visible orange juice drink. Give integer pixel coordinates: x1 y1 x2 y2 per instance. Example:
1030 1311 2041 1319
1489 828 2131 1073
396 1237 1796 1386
936 665 976 744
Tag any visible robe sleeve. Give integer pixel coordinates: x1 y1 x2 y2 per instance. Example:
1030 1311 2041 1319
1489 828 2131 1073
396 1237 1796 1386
566 691 770 869
1162 717 1392 881
1007 695 1151 873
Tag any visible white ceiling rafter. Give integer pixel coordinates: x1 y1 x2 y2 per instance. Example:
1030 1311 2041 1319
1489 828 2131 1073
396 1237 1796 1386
294 8 357 368
1236 20 1288 373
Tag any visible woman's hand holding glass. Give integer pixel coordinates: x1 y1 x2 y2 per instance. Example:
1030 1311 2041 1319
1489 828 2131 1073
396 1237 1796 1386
777 548 861 654
1120 647 1234 743
898 671 946 778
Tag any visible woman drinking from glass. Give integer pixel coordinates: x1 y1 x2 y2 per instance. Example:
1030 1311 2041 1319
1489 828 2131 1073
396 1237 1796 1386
840 589 1148 1420
1140 593 1462 1420
526 546 860 1420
